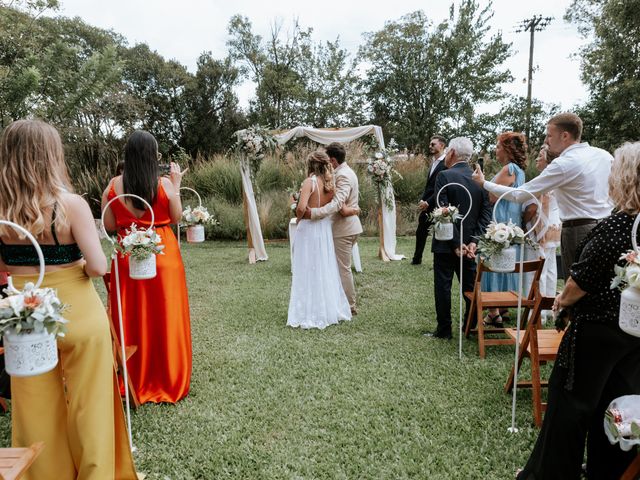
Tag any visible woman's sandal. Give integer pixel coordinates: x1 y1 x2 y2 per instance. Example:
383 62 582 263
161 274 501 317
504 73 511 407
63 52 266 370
500 309 511 324
483 312 503 328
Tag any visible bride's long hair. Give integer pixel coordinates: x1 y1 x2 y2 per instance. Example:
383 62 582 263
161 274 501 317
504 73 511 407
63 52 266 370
307 151 335 193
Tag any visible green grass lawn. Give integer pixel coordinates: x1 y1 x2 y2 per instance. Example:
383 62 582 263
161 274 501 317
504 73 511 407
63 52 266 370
0 236 547 479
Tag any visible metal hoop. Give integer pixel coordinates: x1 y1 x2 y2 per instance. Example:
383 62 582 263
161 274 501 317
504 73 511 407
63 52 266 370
436 183 473 222
0 220 45 292
492 189 542 237
100 194 155 243
179 187 202 207
632 214 640 253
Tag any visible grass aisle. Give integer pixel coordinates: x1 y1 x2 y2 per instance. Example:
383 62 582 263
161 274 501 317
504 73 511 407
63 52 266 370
0 236 544 479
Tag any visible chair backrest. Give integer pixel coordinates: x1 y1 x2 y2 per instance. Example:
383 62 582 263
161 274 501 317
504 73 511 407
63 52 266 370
473 257 546 300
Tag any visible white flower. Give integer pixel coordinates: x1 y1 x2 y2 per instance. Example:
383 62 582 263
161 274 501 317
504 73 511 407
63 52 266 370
493 229 510 244
626 264 640 288
375 152 384 159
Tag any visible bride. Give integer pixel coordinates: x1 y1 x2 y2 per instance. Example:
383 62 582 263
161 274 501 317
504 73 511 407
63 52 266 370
287 151 357 329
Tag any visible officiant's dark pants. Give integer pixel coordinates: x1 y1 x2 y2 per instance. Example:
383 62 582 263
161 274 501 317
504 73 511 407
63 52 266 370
518 322 640 480
433 252 475 336
412 211 431 263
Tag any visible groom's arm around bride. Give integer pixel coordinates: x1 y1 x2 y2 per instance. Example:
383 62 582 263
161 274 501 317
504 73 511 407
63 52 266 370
305 142 363 315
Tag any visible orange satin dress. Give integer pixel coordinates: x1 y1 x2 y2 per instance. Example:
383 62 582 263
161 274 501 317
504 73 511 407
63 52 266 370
108 182 192 404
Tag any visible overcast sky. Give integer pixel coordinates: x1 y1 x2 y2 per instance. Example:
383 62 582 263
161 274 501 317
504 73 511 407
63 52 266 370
55 0 589 112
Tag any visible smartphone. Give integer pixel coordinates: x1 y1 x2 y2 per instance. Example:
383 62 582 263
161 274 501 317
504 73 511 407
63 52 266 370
158 163 171 176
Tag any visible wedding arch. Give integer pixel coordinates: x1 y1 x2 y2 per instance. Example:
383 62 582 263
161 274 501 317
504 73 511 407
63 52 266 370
237 125 405 264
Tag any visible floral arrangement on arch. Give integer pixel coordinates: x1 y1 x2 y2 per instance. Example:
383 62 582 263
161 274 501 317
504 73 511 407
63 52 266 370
0 283 68 338
234 126 277 181
366 139 402 209
429 206 463 229
182 205 219 227
476 220 536 258
611 250 640 290
115 223 165 261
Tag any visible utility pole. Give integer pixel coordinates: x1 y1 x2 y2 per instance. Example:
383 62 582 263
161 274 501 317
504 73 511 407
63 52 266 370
515 15 552 141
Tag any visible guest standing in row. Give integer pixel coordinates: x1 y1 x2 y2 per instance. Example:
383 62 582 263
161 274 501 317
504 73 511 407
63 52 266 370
411 135 447 265
102 130 192 404
517 141 640 480
473 112 613 279
0 119 138 479
481 132 527 327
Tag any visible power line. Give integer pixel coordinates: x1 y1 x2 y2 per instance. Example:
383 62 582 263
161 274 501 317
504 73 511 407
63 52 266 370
515 15 553 141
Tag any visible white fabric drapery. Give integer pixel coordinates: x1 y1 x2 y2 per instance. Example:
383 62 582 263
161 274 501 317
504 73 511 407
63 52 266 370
240 161 268 261
380 183 406 261
273 125 385 150
273 125 403 262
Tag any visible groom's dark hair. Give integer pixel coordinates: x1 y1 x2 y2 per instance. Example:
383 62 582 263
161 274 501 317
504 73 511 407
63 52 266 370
325 142 346 164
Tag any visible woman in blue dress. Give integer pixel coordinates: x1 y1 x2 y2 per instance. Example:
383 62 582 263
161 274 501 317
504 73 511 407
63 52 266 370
482 131 527 327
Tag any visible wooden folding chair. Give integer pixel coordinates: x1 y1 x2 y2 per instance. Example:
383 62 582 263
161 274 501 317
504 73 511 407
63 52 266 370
504 295 564 427
102 273 140 408
621 453 640 480
0 441 43 480
464 257 545 359
0 346 6 413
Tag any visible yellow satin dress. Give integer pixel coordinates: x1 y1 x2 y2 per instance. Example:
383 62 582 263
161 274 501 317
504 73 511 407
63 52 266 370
10 265 138 479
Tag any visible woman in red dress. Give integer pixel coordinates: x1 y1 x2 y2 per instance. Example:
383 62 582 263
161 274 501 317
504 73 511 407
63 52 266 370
102 130 191 404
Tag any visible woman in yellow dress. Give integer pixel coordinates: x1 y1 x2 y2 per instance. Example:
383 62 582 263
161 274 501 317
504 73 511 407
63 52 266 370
0 120 138 479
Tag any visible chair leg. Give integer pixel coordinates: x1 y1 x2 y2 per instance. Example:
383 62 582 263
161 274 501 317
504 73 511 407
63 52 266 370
477 301 486 359
465 295 476 338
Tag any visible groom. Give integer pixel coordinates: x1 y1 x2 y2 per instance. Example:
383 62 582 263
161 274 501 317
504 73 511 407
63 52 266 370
306 142 362 315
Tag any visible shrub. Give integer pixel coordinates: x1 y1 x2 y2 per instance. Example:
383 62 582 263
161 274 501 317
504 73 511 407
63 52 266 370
188 156 243 203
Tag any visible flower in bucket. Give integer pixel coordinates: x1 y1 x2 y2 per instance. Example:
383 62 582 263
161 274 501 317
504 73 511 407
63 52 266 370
0 283 68 338
115 223 165 261
429 206 463 229
611 250 640 290
476 220 536 258
182 205 219 227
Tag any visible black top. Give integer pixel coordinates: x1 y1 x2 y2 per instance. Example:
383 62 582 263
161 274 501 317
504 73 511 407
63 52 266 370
431 162 492 254
0 205 83 266
557 211 635 390
570 211 635 324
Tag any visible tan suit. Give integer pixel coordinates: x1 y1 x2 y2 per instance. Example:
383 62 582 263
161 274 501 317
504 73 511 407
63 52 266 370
311 162 362 310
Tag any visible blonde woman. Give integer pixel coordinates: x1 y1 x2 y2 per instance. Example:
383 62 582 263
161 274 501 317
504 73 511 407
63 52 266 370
0 120 137 479
287 151 356 329
517 142 640 480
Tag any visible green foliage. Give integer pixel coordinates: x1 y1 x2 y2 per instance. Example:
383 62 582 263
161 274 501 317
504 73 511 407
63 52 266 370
358 2 513 152
188 156 243 204
565 0 640 149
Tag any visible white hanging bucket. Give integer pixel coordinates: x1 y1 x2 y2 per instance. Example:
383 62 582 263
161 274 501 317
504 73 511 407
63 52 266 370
186 224 205 243
179 187 205 247
129 254 157 280
487 245 517 272
434 222 454 241
0 219 58 377
4 329 58 377
619 215 640 337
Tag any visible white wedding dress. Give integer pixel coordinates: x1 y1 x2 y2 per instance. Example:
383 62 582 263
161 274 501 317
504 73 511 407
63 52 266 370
287 176 352 329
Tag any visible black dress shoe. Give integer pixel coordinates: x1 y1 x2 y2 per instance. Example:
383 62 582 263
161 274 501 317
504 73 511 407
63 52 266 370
423 330 452 340
411 259 422 265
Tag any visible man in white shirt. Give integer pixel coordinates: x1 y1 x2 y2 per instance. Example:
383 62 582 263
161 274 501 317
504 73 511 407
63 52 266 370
411 135 447 265
472 112 613 280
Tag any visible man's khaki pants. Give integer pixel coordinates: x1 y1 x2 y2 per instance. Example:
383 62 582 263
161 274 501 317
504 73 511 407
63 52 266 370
333 234 359 310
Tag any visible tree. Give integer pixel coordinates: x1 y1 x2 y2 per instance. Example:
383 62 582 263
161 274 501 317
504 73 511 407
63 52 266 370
565 0 640 149
497 96 560 148
182 52 245 156
227 15 363 129
358 1 512 152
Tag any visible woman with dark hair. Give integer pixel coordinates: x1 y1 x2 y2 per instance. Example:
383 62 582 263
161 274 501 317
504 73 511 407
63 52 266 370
287 151 357 329
101 130 191 404
482 131 528 326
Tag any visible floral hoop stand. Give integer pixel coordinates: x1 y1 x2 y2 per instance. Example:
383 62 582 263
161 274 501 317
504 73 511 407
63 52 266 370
178 187 204 247
101 193 154 451
492 190 542 434
619 214 640 337
0 220 58 377
436 183 472 360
